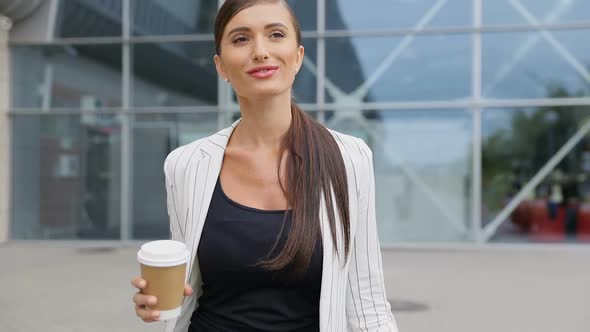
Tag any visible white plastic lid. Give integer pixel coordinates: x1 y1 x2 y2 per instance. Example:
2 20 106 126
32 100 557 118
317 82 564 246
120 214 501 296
137 240 190 267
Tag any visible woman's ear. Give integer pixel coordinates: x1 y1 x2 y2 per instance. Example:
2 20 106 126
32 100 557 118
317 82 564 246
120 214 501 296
295 45 304 74
214 54 228 81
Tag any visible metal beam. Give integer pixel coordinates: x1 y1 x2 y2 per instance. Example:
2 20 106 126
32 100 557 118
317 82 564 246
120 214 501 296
471 0 483 243
8 96 590 115
0 15 12 242
9 21 590 47
316 0 326 123
120 0 132 242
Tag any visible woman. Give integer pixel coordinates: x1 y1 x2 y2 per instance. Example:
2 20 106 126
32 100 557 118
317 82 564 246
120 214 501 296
132 0 398 331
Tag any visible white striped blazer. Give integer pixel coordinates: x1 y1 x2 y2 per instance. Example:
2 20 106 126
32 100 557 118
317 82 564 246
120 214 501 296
163 119 398 332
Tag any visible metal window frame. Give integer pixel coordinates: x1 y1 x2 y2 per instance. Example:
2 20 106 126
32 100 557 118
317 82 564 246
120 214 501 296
9 21 590 47
471 0 483 243
120 0 132 242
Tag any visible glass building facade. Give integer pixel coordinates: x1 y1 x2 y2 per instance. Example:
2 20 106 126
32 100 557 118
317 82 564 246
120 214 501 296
6 0 590 244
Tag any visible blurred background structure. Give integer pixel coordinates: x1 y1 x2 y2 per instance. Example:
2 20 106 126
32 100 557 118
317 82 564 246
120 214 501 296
0 1 589 331
2 0 590 245
0 0 590 245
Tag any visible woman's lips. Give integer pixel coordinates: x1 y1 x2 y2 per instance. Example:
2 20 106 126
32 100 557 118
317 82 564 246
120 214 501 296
247 66 279 78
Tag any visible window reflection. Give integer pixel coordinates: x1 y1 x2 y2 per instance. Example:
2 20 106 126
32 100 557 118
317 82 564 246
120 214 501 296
288 0 317 31
483 106 590 243
11 114 122 239
483 0 590 26
131 0 217 36
326 35 471 103
327 0 471 31
327 109 473 243
483 30 590 99
132 42 217 107
11 45 122 109
56 0 122 38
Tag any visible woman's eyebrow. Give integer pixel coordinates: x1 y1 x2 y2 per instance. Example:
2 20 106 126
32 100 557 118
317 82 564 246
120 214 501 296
226 23 288 36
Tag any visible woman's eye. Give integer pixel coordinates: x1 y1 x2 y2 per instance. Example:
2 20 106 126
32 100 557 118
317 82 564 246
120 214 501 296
232 36 248 43
270 32 285 38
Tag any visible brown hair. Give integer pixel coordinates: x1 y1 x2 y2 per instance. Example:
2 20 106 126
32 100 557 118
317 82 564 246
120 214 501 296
214 0 350 278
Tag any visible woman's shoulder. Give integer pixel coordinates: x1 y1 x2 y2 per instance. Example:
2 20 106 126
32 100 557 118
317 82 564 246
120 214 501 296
163 121 237 176
326 128 374 189
163 137 208 176
327 128 373 162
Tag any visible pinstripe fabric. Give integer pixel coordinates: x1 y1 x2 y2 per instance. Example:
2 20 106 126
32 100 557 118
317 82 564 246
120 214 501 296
162 119 398 332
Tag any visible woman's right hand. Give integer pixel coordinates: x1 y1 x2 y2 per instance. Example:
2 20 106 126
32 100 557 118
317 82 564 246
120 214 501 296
131 276 194 322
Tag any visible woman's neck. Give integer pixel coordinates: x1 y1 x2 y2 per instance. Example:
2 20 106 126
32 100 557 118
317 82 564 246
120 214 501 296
232 94 292 150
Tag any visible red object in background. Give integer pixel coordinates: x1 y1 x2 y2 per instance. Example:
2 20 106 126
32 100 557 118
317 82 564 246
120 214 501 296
512 200 590 242
577 204 590 242
511 201 532 232
528 200 566 242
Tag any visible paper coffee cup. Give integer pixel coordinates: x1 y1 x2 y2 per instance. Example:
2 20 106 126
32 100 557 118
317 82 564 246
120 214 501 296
137 240 190 320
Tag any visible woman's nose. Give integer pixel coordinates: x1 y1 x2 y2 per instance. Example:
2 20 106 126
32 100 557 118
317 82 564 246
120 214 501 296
252 40 270 61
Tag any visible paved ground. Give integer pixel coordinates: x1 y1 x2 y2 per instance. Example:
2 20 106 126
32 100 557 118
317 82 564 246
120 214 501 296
1 242 589 332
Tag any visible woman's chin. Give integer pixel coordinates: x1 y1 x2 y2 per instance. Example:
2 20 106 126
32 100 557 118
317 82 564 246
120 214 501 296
240 87 289 99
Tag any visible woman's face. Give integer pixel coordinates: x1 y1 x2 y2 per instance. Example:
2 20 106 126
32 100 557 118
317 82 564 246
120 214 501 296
214 2 304 99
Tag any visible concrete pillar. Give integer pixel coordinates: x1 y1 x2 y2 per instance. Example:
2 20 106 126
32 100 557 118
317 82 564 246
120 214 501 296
0 15 12 242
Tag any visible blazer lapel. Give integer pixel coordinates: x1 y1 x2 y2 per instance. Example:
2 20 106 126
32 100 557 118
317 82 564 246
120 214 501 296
185 119 241 284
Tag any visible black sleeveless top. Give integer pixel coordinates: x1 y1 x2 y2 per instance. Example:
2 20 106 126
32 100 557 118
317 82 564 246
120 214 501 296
189 178 323 332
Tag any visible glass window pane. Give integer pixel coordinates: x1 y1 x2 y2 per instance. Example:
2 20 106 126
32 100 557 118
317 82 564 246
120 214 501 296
326 109 473 243
129 0 315 36
325 35 471 103
484 0 590 26
288 0 317 31
132 112 219 239
483 30 590 99
482 106 590 243
327 0 472 31
132 42 217 107
55 0 122 37
131 0 217 36
10 114 122 239
11 45 122 109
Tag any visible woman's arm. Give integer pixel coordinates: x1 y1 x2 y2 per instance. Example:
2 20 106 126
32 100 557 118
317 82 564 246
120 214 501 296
346 138 399 332
162 150 197 332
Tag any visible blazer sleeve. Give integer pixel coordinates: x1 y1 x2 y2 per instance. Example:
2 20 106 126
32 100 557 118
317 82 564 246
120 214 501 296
345 138 399 332
163 151 196 332
163 152 184 243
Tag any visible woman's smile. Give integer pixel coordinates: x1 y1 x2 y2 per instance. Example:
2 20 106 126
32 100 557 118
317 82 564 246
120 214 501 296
247 65 279 79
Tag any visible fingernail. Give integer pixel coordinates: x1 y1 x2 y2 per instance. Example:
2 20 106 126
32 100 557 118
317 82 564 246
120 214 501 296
149 297 157 305
152 311 160 319
139 280 146 287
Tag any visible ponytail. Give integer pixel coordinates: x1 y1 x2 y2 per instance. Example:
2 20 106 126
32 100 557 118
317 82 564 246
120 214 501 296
256 101 350 278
